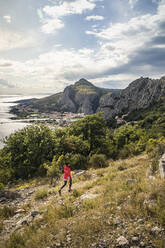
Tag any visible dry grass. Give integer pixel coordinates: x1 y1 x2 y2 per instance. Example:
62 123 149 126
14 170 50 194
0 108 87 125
3 153 165 248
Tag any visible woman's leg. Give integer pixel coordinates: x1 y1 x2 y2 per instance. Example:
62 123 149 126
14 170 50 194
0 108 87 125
59 180 67 195
69 177 72 192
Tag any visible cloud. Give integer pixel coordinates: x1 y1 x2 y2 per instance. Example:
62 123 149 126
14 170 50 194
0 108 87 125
40 0 96 34
86 0 165 73
0 79 14 88
86 15 104 21
128 0 138 9
37 9 44 19
0 29 37 51
3 15 11 23
1 0 165 94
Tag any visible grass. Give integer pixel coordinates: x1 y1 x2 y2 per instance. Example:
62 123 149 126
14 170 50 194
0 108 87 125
0 205 15 220
33 188 49 200
2 153 165 248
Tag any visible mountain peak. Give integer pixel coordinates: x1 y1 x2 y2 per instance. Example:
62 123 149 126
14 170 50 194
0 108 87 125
75 78 94 87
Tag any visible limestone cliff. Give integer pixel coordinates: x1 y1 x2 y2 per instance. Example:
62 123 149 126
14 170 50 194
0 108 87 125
98 76 165 118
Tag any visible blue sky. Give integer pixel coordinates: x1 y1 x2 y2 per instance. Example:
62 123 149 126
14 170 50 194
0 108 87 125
0 0 165 95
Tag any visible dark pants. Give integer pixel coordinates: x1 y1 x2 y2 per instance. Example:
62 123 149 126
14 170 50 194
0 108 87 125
60 177 72 191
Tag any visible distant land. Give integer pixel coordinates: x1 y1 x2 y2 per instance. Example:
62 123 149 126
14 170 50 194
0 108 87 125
10 76 165 119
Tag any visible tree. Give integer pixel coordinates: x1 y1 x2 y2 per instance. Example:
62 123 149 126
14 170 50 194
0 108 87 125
69 113 107 154
2 125 55 179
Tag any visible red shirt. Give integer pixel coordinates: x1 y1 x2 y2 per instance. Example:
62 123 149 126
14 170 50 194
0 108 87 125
64 165 71 179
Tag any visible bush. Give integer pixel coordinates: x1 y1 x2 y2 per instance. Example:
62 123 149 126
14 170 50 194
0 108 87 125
88 154 108 168
70 153 88 170
43 155 62 184
146 137 165 173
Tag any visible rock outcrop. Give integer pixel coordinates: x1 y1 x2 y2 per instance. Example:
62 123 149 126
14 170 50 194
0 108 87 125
98 76 165 118
159 153 165 178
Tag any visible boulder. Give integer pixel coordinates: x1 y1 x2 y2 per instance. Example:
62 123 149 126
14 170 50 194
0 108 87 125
116 236 129 247
159 153 165 178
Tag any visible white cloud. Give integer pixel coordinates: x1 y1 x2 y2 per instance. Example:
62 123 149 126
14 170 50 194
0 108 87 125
86 0 165 68
0 29 37 51
41 18 64 34
3 15 11 23
128 0 138 9
1 1 165 94
86 15 104 21
37 9 44 19
40 0 96 34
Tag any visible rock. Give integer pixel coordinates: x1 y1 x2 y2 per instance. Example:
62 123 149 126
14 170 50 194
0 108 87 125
104 202 112 208
148 176 155 180
0 197 7 203
137 219 144 224
132 236 139 244
90 239 109 248
55 243 61 247
73 170 85 178
15 209 26 214
0 190 21 200
80 193 99 200
31 210 40 218
16 214 33 228
140 241 145 247
126 179 137 185
113 217 121 225
159 153 165 179
116 236 129 247
66 236 72 242
150 226 162 235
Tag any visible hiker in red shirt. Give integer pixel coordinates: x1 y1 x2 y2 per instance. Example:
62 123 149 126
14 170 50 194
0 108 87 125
59 162 72 196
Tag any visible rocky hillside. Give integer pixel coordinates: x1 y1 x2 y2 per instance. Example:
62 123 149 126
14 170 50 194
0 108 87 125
1 153 165 248
99 76 165 119
11 76 165 119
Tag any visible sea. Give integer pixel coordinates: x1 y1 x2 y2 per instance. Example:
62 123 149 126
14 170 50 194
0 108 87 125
0 95 49 149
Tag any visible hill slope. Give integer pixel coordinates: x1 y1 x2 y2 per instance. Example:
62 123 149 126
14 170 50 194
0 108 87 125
1 154 165 247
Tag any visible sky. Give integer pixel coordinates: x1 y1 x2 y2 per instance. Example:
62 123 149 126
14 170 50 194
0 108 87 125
0 0 165 95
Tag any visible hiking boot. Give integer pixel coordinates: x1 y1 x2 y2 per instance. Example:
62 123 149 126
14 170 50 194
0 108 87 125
68 188 72 192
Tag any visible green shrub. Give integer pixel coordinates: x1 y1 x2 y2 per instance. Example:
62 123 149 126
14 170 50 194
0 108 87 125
89 154 108 168
0 182 4 190
43 155 62 184
70 153 88 170
146 137 165 172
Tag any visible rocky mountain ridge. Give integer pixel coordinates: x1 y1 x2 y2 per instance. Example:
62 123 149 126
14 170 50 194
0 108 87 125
99 76 165 119
12 76 165 119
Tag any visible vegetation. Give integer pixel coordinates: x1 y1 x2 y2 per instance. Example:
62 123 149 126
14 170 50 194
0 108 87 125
1 154 165 248
0 99 165 185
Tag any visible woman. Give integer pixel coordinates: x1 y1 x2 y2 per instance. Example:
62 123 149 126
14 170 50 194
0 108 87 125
58 162 72 196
